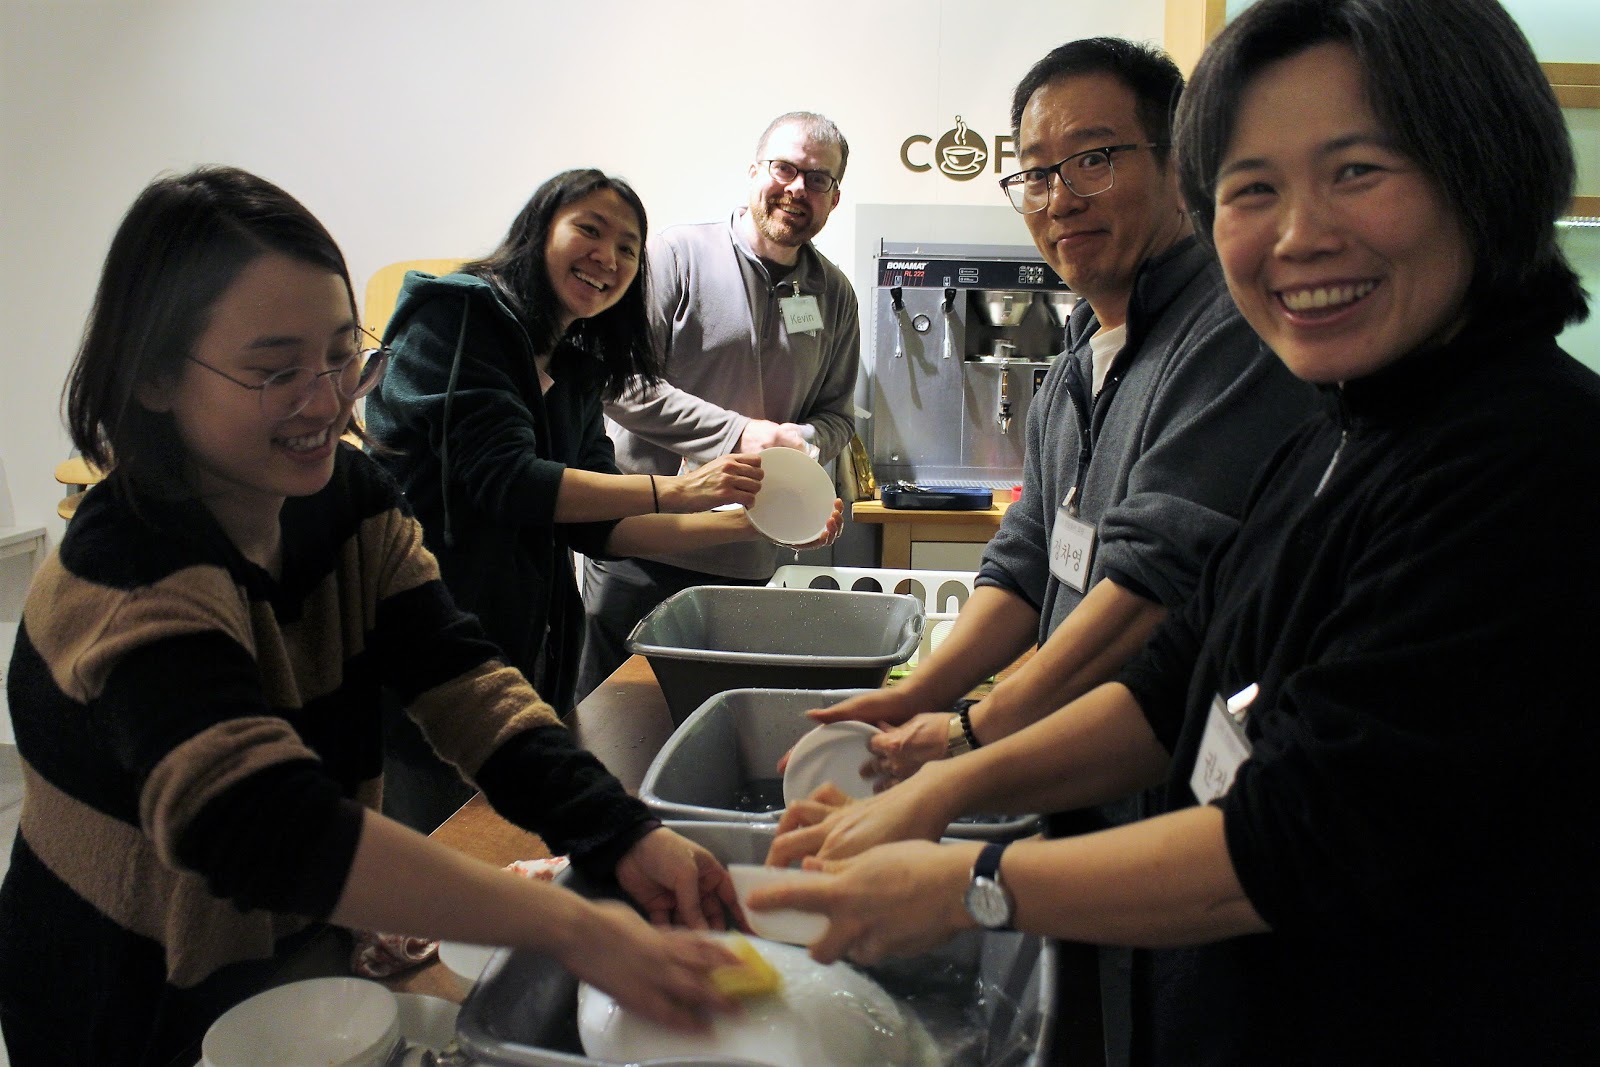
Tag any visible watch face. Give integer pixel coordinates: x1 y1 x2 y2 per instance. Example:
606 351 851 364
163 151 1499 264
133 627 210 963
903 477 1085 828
965 878 1012 929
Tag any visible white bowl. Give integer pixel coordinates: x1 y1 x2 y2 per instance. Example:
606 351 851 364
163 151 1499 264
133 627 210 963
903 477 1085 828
782 720 880 804
393 992 459 1051
201 977 399 1067
576 932 933 1067
747 446 835 545
727 864 831 946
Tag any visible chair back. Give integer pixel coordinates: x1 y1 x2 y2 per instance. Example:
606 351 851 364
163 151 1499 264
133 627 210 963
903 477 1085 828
54 455 109 520
363 258 466 339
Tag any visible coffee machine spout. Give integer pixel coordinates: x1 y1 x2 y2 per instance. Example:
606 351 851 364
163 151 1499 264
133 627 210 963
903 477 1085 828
996 366 1013 435
941 288 957 360
890 285 906 359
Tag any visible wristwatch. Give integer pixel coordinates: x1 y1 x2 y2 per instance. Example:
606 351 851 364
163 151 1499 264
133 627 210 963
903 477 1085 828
964 841 1015 930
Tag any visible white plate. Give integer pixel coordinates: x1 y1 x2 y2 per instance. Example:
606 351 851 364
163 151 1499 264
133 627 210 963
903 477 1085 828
746 446 834 545
727 864 831 945
437 941 497 983
782 721 880 804
577 933 932 1067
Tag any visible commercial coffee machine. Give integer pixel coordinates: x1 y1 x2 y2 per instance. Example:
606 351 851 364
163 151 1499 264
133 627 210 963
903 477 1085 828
868 241 1078 488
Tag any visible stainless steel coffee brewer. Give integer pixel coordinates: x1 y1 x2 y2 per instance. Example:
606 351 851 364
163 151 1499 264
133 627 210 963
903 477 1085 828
868 241 1079 487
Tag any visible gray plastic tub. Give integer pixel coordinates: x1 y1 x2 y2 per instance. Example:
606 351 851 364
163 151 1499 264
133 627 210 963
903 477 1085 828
626 585 925 724
455 821 1058 1067
640 687 1041 841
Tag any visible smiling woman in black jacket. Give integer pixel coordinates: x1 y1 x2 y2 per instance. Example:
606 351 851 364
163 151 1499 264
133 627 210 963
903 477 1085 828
365 169 839 828
752 2 1600 1062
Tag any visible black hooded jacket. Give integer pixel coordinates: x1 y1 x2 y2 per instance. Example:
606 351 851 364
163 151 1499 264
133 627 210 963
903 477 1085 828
365 270 620 711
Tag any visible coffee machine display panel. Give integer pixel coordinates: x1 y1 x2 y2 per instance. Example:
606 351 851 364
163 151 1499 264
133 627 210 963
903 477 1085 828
877 257 1058 291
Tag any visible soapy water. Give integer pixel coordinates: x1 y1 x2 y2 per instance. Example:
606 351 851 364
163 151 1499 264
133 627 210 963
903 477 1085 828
872 953 1041 1066
730 777 786 814
766 946 942 1066
578 936 936 1066
576 937 1039 1067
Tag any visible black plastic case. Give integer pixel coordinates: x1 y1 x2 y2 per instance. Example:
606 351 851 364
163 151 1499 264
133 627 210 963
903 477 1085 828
881 485 995 511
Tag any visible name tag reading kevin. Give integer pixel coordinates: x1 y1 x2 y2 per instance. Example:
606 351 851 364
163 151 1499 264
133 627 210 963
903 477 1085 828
1048 488 1096 593
780 293 823 334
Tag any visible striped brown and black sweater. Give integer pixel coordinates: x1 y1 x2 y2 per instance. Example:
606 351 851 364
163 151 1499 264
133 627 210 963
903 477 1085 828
0 446 654 1066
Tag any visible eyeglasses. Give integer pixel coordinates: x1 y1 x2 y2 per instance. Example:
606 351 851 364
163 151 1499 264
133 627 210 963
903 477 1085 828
759 159 839 194
998 143 1164 214
186 326 391 421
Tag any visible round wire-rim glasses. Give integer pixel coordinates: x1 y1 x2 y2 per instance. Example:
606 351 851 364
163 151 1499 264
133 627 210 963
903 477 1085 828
998 142 1164 214
185 325 391 421
759 158 839 194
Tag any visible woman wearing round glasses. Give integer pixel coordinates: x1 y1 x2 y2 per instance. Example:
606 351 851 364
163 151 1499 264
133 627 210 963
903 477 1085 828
180 326 390 424
753 0 1600 1059
0 166 746 1066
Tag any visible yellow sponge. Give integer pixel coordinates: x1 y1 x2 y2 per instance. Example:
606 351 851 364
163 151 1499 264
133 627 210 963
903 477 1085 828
710 935 783 999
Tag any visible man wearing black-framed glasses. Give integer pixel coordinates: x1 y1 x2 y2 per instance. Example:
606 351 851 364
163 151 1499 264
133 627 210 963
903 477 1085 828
786 39 1317 1067
580 111 860 702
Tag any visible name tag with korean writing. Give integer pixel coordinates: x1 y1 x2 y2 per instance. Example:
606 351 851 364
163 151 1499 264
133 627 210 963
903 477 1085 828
1190 685 1258 805
780 293 823 334
1048 489 1095 593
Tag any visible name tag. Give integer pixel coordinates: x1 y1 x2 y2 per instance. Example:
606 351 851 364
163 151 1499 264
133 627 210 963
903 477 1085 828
780 293 823 334
1048 489 1095 593
1190 684 1258 805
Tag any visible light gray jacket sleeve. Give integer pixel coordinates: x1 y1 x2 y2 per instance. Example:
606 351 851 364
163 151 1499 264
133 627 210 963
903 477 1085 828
803 275 860 464
605 236 749 463
1093 316 1314 609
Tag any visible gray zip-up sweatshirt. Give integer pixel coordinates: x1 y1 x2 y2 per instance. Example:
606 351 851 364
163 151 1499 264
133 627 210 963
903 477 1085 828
603 209 860 578
978 237 1317 644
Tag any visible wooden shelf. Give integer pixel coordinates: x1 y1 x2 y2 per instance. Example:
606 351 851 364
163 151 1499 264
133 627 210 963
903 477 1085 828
852 499 1011 568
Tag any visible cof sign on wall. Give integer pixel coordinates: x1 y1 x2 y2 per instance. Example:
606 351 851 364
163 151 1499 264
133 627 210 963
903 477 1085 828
900 115 1018 182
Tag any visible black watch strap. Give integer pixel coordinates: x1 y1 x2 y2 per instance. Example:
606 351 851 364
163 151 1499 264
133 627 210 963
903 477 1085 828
974 840 1006 882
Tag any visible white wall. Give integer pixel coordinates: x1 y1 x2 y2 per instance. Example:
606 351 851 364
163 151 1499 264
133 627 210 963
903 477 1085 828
0 0 1166 548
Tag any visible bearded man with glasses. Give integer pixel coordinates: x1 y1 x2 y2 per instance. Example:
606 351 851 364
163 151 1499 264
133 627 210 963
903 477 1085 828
782 38 1317 1067
578 111 859 702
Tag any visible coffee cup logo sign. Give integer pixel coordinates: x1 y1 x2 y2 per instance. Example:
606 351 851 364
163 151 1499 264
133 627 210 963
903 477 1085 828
901 115 1018 183
938 116 985 178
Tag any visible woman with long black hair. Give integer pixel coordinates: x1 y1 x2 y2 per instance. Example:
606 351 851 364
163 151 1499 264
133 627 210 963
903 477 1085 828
367 169 838 827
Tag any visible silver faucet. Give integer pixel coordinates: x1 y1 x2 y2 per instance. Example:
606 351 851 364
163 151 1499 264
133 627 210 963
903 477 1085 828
996 367 1013 435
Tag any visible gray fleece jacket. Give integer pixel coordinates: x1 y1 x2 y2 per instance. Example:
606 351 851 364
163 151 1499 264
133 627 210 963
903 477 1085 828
603 209 860 578
978 236 1317 643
